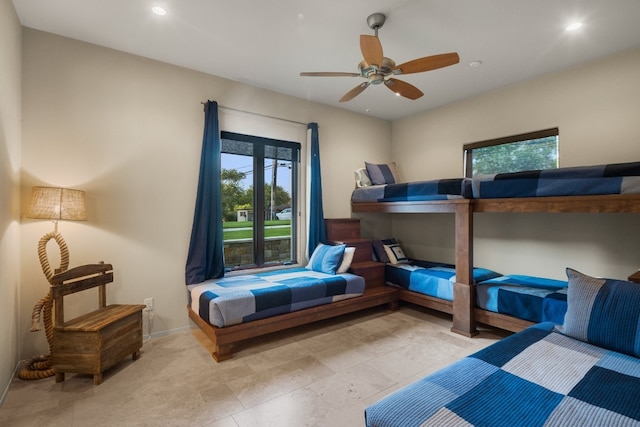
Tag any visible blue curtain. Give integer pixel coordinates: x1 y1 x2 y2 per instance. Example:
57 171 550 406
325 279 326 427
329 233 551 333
307 122 326 256
185 101 225 284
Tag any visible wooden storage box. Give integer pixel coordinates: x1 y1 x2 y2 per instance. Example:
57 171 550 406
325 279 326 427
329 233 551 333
54 305 144 385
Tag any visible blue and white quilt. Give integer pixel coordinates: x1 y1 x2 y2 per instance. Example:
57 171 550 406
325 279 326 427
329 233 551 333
476 274 568 324
365 322 640 427
188 267 365 327
385 260 501 301
464 160 640 199
352 179 465 203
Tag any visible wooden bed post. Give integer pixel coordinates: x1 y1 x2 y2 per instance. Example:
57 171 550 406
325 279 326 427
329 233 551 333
451 201 477 337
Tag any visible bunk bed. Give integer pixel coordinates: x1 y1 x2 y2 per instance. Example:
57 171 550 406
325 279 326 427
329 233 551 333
352 161 640 336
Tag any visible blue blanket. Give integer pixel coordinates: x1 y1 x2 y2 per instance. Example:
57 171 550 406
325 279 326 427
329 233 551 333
189 268 365 327
464 160 640 199
476 275 568 324
386 260 501 301
365 322 640 426
352 179 465 203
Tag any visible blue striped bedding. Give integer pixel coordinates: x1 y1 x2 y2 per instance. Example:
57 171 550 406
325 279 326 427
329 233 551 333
188 267 365 327
463 160 640 199
365 322 640 427
385 260 501 301
351 178 465 203
476 274 568 324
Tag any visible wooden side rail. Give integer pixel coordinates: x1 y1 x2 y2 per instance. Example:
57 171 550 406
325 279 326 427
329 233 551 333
51 263 145 385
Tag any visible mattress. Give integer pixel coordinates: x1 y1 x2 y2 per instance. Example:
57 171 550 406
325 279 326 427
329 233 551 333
464 160 640 199
351 178 465 203
188 267 365 327
365 322 640 427
385 260 501 301
476 274 568 324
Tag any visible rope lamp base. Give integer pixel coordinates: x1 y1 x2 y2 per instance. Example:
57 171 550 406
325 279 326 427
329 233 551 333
19 230 70 380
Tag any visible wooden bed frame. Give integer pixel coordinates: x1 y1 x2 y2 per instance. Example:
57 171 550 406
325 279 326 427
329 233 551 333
188 285 398 361
352 193 640 336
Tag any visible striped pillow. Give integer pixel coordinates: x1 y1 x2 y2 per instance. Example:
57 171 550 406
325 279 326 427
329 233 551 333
306 243 346 275
558 268 640 357
365 162 400 185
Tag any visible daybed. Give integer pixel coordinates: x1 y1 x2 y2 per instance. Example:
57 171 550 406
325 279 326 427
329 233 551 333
187 243 398 361
353 160 640 336
365 268 640 427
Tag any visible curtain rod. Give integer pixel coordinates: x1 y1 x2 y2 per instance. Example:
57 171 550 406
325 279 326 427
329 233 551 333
200 102 308 127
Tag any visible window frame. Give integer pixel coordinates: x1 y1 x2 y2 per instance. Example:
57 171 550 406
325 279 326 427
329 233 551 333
220 131 300 270
463 127 559 178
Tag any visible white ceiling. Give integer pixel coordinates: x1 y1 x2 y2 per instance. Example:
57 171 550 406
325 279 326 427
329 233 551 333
12 0 640 121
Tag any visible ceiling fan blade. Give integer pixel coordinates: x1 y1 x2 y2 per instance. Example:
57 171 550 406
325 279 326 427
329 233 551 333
300 72 361 77
384 78 424 100
360 35 383 67
339 82 370 102
393 52 460 75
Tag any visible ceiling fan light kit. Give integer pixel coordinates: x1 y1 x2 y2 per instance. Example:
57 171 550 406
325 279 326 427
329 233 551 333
300 13 460 102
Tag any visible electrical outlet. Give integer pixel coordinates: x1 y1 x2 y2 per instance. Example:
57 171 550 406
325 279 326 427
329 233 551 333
144 298 154 311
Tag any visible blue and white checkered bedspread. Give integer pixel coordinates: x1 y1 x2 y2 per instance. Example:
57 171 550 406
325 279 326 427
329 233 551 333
352 179 465 203
365 322 640 427
476 274 568 324
189 267 365 327
385 260 500 301
464 160 640 199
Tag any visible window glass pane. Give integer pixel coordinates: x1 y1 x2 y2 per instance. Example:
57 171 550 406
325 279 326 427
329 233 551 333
465 130 558 177
221 152 254 267
265 155 293 264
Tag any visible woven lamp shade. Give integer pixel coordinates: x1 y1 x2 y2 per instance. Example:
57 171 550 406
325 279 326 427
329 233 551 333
27 187 87 221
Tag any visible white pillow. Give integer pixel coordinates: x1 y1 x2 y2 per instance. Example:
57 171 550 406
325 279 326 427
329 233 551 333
337 247 356 273
354 168 373 188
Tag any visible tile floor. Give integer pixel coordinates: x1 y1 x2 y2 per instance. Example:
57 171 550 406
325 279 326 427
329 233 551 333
0 305 509 427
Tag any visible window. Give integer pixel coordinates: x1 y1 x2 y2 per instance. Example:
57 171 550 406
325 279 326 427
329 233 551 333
463 128 559 177
220 131 300 271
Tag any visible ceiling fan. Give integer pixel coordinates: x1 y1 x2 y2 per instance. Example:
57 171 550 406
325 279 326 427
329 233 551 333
300 13 460 102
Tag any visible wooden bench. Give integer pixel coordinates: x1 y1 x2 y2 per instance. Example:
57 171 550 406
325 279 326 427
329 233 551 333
51 263 145 385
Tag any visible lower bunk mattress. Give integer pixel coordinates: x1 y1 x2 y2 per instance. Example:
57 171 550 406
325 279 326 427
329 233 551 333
365 322 640 426
385 260 501 301
188 267 365 327
476 274 568 324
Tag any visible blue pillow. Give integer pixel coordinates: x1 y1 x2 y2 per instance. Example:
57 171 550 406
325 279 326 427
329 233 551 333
365 162 400 185
558 268 640 358
307 243 346 275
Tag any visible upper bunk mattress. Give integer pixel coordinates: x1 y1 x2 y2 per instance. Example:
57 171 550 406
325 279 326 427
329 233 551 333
476 274 568 324
352 178 465 203
385 260 501 301
464 160 640 199
188 267 365 327
365 322 640 427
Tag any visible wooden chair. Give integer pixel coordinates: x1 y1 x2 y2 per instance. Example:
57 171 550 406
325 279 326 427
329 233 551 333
51 262 145 385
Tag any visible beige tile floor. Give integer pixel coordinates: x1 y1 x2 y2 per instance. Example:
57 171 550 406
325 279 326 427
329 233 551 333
0 305 509 427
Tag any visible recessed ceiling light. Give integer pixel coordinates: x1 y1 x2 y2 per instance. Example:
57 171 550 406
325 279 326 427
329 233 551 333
566 22 583 31
152 6 167 16
469 60 483 68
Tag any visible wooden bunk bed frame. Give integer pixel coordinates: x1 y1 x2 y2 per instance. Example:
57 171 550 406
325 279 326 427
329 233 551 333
352 193 640 336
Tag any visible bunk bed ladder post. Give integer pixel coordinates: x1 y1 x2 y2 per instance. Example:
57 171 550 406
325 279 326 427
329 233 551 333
451 201 477 337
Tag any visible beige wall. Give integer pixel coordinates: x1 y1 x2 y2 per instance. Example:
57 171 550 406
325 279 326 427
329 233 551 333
0 0 22 400
387 48 640 280
20 29 391 358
